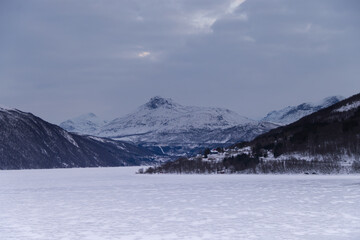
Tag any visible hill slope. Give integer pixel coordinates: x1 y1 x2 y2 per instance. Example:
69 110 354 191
0 107 157 169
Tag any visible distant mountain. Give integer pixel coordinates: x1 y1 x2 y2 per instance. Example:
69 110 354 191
0 107 158 169
60 113 107 135
98 96 255 140
262 96 344 125
61 96 278 156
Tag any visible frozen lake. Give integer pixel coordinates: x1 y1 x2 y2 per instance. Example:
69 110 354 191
0 167 359 240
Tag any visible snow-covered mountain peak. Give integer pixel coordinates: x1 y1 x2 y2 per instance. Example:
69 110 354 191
144 96 179 110
98 98 255 140
262 95 344 125
317 96 344 107
60 112 107 135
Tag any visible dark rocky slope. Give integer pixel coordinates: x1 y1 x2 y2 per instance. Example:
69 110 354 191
0 107 157 169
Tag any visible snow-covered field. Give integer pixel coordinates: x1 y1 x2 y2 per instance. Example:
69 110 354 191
1 167 359 240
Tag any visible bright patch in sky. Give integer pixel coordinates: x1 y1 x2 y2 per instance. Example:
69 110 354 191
227 0 246 14
295 23 313 34
242 35 255 42
138 51 151 58
191 13 217 32
190 0 247 33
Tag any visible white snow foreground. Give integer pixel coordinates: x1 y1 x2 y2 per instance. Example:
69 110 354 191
0 167 359 240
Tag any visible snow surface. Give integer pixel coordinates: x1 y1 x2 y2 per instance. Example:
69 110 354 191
334 101 360 113
1 167 359 240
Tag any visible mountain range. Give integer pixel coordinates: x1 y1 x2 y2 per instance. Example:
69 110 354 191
0 94 346 169
60 95 343 156
61 96 279 155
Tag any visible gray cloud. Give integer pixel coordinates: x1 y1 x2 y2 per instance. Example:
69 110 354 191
0 0 359 123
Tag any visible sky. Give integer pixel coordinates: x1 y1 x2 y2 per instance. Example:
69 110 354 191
1 0 359 123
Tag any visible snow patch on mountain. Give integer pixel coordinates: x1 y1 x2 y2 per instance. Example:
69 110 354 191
334 100 360 113
60 130 79 148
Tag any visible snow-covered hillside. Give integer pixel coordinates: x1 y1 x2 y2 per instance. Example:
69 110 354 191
334 100 360 113
262 96 344 125
60 113 107 135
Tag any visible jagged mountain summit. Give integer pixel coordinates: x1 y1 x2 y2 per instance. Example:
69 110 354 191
262 96 344 125
60 113 107 135
0 107 158 169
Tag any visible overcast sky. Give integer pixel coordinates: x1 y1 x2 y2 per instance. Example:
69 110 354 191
1 0 359 123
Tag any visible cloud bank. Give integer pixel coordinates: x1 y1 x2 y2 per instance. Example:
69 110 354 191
0 0 359 122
